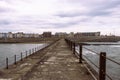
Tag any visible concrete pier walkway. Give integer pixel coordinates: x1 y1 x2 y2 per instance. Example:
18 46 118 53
22 39 94 80
0 39 94 80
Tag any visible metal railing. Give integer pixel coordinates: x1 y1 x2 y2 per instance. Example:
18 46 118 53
0 39 60 69
65 38 120 80
0 44 48 69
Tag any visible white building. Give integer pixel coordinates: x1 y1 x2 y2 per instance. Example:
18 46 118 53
14 32 24 38
0 33 5 38
55 32 67 37
23 34 30 38
74 32 101 37
68 32 74 37
23 33 40 38
0 32 40 38
34 34 39 38
7 32 13 38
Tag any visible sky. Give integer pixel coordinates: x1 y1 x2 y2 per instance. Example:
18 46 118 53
0 0 120 35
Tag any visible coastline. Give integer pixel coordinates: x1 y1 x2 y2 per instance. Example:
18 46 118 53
0 37 60 44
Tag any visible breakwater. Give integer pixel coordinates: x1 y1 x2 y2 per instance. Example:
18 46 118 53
0 37 60 43
68 36 120 42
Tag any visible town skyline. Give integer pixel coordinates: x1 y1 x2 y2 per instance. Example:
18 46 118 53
0 31 101 39
0 0 120 35
0 31 116 36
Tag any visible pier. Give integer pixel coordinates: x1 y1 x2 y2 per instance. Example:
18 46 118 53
0 0 120 79
0 39 94 80
0 38 120 80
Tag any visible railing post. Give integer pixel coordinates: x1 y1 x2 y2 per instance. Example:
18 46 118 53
34 48 35 52
69 40 70 48
68 39 69 44
79 44 82 63
34 48 36 52
99 52 106 80
35 47 36 52
33 48 35 53
14 55 16 64
38 46 39 50
70 41 72 50
6 57 8 69
36 46 38 51
73 42 75 54
26 51 27 58
21 52 23 61
71 41 73 51
29 49 31 55
32 48 34 54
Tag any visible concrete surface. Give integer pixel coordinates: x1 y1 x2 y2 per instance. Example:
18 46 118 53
0 39 94 80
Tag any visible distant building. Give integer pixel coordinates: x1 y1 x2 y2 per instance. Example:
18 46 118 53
0 33 2 38
55 32 67 37
0 32 13 38
39 34 42 38
29 34 34 38
42 32 52 37
0 33 5 38
7 32 13 38
14 32 24 38
23 33 40 38
23 33 31 38
74 32 100 37
34 34 39 38
68 32 74 37
0 32 41 38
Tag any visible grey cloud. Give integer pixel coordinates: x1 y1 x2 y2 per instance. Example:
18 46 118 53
56 0 120 18
0 28 18 32
56 10 111 18
87 10 111 17
88 0 120 16
48 19 84 28
56 11 83 18
0 7 11 12
14 15 80 28
0 0 119 34
99 0 120 10
17 15 89 29
68 0 120 9
0 20 11 25
0 6 15 13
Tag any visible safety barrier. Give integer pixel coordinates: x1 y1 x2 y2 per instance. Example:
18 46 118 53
1 44 47 69
65 38 120 80
0 39 60 69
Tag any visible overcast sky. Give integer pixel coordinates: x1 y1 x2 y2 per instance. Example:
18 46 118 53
0 0 120 35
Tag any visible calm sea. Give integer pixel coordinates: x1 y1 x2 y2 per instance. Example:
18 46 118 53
0 43 47 68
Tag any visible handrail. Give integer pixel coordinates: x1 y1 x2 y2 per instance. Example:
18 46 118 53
103 55 120 65
0 39 60 69
83 47 120 80
83 47 99 55
83 63 98 80
4 45 42 69
65 38 120 80
83 55 99 69
83 47 120 66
